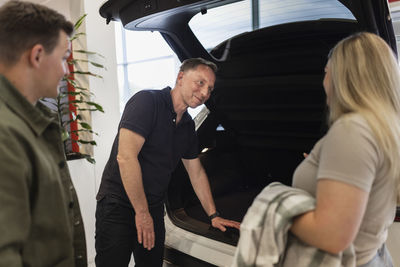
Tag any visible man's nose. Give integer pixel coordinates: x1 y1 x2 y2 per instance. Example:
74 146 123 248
200 86 210 99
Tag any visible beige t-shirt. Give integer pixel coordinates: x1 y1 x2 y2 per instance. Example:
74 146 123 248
292 113 397 265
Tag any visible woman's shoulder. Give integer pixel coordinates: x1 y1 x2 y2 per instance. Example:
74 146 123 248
332 113 371 133
327 113 378 151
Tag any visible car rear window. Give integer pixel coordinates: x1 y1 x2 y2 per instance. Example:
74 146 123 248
189 0 356 50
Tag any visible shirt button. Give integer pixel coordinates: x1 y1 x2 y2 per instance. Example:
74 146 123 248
74 220 80 226
76 255 83 259
173 118 176 123
69 201 74 209
58 161 65 168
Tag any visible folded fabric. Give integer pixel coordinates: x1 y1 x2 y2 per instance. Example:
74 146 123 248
231 182 355 267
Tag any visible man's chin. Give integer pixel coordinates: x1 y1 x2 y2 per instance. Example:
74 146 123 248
45 91 59 99
192 99 204 108
190 103 202 109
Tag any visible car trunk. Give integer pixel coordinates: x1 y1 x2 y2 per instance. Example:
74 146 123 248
166 19 360 245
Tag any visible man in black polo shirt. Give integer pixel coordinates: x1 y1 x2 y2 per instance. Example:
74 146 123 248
95 58 240 267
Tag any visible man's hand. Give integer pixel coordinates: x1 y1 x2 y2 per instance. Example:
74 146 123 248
135 211 155 250
211 217 240 232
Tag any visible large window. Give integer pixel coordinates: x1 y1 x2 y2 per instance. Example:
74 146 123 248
189 0 252 50
189 0 355 50
114 25 180 114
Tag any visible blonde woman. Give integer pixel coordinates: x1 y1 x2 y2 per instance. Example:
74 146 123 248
291 32 400 267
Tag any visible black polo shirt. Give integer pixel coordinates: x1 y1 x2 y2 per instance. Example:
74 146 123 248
97 87 198 207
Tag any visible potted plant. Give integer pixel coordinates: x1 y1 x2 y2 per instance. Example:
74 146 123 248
43 14 105 163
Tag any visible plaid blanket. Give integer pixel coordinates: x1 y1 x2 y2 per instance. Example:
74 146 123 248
231 182 355 267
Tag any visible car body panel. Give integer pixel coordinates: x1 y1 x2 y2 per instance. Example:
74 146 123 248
165 214 235 266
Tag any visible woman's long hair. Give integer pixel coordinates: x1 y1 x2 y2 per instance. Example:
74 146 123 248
328 32 400 203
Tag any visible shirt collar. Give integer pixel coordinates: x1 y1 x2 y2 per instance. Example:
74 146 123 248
0 74 55 136
160 86 192 124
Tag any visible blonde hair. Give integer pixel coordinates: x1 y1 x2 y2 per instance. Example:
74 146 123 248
328 32 400 203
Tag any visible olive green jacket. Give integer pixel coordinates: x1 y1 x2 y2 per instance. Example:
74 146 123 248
0 75 87 267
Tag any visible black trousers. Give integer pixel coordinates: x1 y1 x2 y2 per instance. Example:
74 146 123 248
95 196 165 267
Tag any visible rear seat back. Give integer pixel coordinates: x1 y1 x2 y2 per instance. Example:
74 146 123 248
202 20 360 181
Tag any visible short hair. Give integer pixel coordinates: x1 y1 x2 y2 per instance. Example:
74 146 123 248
179 58 218 74
0 1 74 65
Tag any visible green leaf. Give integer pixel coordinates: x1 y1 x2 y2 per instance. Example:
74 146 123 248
72 86 91 92
77 139 97 146
74 50 96 55
85 157 96 164
61 129 70 142
74 50 105 58
79 122 92 130
82 154 96 164
65 78 77 87
64 113 83 124
65 91 82 96
70 32 86 42
74 14 87 30
71 71 103 79
86 101 105 112
89 61 106 69
69 59 105 69
77 108 102 112
69 99 84 104
72 129 99 135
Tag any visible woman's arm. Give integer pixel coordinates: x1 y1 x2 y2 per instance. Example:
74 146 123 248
290 179 368 254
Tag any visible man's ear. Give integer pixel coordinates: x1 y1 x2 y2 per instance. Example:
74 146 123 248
29 44 45 68
176 71 184 85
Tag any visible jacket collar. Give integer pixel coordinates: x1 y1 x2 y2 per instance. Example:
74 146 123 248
0 74 54 136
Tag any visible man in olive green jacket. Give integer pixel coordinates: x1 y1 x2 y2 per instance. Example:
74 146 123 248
0 1 87 266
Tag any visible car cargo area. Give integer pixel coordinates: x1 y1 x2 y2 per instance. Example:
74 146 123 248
166 19 360 246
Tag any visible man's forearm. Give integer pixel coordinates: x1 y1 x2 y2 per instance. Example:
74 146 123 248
117 155 149 214
190 168 216 216
117 153 156 249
